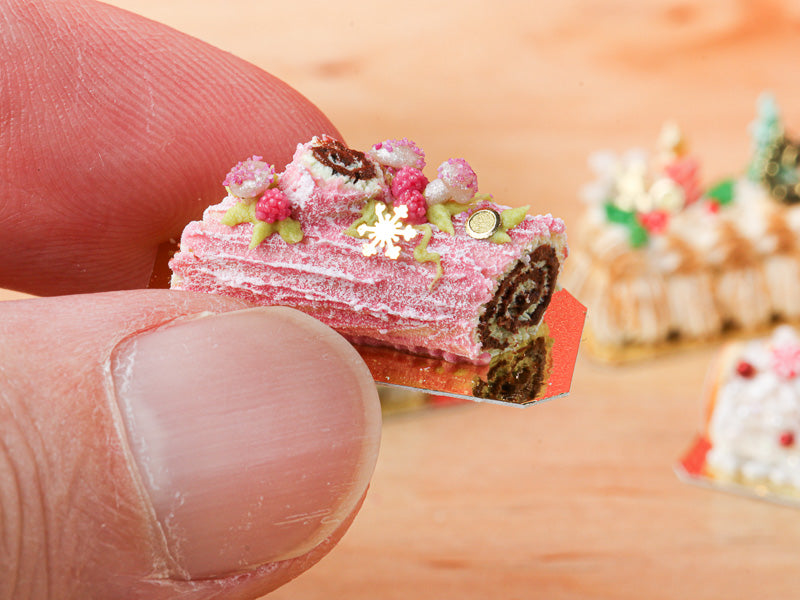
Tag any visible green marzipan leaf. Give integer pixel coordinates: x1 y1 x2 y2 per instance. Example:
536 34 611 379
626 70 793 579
445 202 472 216
500 205 529 230
427 204 455 235
345 199 379 237
221 201 255 226
277 218 303 244
249 221 276 249
426 202 471 234
471 192 494 203
489 230 512 245
221 200 303 248
413 224 443 289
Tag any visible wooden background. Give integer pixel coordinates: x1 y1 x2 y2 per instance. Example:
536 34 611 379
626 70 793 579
9 1 800 597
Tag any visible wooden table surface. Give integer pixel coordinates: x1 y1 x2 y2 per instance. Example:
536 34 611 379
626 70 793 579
9 1 800 597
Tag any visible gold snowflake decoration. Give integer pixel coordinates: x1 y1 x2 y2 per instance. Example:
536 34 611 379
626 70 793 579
357 202 418 259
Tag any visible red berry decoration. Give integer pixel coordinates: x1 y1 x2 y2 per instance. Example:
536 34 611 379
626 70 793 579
396 190 428 225
391 166 429 198
735 360 756 378
256 188 292 223
638 209 670 234
779 431 795 447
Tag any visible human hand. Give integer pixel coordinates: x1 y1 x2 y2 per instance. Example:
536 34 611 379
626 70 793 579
0 1 382 599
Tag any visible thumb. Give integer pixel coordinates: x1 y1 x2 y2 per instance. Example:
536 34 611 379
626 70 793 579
0 291 381 599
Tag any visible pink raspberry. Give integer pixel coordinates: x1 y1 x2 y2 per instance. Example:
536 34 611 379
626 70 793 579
391 167 429 199
395 190 428 225
255 188 292 223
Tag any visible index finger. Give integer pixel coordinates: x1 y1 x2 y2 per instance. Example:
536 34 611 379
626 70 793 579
0 0 339 296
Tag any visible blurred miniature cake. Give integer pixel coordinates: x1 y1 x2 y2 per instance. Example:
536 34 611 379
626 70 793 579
703 325 800 493
170 136 568 368
566 95 800 361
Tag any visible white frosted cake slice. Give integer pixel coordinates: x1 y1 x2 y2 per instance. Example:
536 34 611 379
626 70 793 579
703 326 800 492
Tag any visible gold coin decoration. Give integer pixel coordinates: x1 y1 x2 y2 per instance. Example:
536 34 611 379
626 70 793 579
465 208 501 239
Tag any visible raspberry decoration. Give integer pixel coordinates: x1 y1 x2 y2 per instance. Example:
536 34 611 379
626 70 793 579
779 431 796 447
256 188 292 223
391 166 429 198
394 190 428 225
638 209 670 234
735 360 756 378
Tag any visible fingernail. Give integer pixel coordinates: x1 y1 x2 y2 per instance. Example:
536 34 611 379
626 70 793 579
111 307 381 579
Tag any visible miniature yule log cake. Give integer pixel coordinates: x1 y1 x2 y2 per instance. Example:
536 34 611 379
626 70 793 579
169 135 568 368
564 95 800 362
699 326 800 496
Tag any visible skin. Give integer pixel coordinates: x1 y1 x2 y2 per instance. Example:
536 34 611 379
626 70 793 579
1 0 342 295
0 1 381 598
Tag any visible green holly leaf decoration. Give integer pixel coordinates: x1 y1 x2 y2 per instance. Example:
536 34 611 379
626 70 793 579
425 202 471 235
604 203 649 248
221 201 256 227
277 218 303 244
249 221 275 249
221 200 302 248
706 179 735 206
426 204 455 235
345 199 379 237
413 224 443 289
489 230 513 245
500 205 528 231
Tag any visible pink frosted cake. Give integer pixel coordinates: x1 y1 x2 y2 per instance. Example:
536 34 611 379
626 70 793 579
170 136 568 365
565 95 800 361
702 326 800 495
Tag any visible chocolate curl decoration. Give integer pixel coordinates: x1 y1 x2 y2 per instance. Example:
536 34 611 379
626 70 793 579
311 136 377 182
